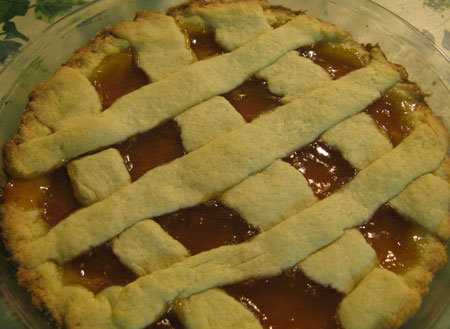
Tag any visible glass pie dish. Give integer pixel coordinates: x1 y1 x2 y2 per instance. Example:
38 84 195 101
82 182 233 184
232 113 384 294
0 0 448 328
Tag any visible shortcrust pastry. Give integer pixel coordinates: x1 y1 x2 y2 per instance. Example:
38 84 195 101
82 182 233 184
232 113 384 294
1 1 449 329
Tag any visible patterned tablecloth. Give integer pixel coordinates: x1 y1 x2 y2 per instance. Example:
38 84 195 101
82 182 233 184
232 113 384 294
0 0 449 70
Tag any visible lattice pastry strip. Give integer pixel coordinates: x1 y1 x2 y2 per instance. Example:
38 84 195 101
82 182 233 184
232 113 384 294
339 268 421 329
321 112 393 170
67 148 131 206
13 66 102 144
389 173 450 240
298 228 377 294
256 50 331 97
174 96 246 152
110 11 194 81
170 0 271 51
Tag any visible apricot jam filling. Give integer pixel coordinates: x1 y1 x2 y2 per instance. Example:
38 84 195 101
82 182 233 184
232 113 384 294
365 88 422 146
155 199 258 255
284 139 357 199
4 176 50 211
89 47 150 110
298 41 365 79
185 28 227 60
359 205 426 275
223 77 282 122
41 168 81 227
116 120 186 181
224 267 343 329
147 309 184 329
4 168 80 227
63 243 137 294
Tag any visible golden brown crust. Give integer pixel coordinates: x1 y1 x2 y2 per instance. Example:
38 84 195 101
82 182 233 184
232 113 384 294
64 32 130 75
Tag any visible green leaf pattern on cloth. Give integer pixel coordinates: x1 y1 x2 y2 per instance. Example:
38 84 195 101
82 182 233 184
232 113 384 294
34 0 89 23
0 0 92 65
3 21 29 41
0 0 30 23
0 40 22 62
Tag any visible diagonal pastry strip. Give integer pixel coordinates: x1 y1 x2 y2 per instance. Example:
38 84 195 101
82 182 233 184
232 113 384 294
15 60 401 268
109 122 447 329
6 14 347 178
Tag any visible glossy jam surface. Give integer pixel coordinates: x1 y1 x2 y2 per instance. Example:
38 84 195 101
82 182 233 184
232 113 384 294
146 310 184 329
63 244 137 294
41 168 81 227
89 47 149 109
365 88 421 146
116 120 186 181
4 176 50 211
223 78 281 122
298 41 365 79
359 205 425 274
284 140 357 199
224 267 343 329
187 29 226 60
155 200 258 255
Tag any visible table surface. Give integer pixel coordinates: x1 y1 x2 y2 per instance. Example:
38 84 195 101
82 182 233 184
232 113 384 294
0 0 449 71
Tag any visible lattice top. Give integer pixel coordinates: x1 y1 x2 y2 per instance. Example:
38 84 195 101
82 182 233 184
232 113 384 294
1 1 449 329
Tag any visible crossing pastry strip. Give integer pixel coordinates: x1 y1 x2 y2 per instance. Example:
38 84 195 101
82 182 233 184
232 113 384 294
67 148 131 206
221 160 317 230
321 112 393 169
173 0 271 51
173 289 263 329
110 11 194 81
298 228 377 294
15 61 400 268
389 173 450 240
338 268 421 329
174 96 246 152
256 50 331 97
6 14 347 178
112 219 189 276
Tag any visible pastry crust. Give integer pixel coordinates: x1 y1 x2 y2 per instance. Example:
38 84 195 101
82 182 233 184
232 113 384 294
1 1 449 329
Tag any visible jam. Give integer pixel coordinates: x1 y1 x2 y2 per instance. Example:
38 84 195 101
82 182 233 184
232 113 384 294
365 88 421 146
63 243 137 294
41 168 80 227
359 205 425 275
223 77 281 122
224 267 343 329
89 47 149 110
147 309 184 329
284 140 357 199
186 29 226 60
155 199 258 255
4 176 50 211
116 120 186 181
298 41 365 79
